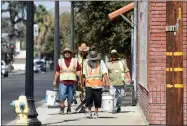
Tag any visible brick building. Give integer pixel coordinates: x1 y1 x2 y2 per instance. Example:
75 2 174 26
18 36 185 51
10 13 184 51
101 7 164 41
138 1 187 125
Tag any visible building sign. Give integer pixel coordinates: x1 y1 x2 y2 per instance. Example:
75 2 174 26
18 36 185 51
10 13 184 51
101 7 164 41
34 24 39 36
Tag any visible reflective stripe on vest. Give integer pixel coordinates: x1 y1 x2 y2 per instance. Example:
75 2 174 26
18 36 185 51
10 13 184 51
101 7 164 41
58 58 77 81
85 60 103 88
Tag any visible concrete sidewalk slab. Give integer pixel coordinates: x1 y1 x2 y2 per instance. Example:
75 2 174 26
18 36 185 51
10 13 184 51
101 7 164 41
37 104 148 125
7 92 148 125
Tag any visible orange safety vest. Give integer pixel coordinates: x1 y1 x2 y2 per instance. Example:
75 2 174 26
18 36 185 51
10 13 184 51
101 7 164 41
58 58 77 81
85 61 103 88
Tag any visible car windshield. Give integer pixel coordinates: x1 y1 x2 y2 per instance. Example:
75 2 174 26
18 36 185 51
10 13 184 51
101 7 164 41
36 61 44 65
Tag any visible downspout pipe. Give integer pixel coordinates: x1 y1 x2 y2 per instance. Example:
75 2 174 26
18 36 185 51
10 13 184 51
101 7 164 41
131 13 134 81
132 1 138 105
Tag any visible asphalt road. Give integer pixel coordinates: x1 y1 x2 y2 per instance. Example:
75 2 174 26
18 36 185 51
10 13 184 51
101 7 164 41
1 71 54 125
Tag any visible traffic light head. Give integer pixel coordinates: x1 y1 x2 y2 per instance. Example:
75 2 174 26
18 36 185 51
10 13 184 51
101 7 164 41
9 44 14 54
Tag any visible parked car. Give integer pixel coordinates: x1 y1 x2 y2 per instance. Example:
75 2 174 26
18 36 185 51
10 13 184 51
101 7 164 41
35 61 46 72
33 63 39 73
1 60 8 77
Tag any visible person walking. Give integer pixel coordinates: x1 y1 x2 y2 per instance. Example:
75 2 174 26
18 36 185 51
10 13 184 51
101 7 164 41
83 50 109 118
53 47 82 114
106 49 132 113
75 43 90 113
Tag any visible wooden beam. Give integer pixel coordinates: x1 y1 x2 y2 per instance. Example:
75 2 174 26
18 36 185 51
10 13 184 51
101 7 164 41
108 2 134 20
166 1 183 125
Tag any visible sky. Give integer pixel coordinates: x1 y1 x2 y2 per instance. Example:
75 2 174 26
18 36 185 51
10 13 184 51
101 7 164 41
1 2 71 17
34 1 71 10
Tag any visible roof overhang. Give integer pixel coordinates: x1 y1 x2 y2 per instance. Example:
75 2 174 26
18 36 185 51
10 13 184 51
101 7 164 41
108 2 134 20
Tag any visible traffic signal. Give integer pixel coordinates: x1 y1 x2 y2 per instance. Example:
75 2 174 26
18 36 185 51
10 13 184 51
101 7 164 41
9 44 14 54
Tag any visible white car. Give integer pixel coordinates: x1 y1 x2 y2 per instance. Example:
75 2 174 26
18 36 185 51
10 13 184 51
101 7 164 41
1 60 8 77
33 63 39 73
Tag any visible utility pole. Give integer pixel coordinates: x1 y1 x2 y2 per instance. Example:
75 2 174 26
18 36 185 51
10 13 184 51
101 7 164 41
166 2 183 125
54 1 59 71
25 1 41 125
70 1 74 50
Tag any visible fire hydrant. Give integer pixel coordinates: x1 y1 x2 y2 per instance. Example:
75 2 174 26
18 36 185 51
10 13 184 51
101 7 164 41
10 95 29 125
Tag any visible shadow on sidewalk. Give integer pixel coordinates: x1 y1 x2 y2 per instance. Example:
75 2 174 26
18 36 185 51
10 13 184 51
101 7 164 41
43 118 81 125
48 112 87 115
98 117 116 119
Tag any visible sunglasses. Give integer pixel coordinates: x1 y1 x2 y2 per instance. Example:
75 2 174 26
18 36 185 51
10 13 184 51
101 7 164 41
64 52 71 54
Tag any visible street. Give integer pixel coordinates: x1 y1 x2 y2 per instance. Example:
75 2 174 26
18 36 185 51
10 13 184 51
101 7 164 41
1 71 54 125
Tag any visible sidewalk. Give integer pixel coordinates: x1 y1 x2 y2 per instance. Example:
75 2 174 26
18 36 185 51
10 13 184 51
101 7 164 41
8 93 148 125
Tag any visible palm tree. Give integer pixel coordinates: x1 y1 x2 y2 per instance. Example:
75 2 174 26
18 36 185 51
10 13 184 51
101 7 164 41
34 5 52 61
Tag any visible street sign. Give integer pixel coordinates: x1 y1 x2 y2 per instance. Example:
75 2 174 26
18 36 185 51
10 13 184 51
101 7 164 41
34 24 39 36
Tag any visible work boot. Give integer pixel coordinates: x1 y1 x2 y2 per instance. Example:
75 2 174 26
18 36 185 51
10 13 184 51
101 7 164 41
67 107 71 114
59 106 65 115
79 106 86 113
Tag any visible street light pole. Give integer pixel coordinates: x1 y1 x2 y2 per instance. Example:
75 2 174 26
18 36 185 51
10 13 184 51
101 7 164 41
25 1 41 125
54 1 60 71
70 1 74 50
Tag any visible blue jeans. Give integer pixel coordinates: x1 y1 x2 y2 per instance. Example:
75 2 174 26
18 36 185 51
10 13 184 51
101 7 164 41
113 85 125 108
59 83 75 104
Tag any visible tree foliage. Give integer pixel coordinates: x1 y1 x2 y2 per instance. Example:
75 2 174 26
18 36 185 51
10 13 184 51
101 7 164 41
1 1 27 43
59 12 71 49
74 1 132 56
34 5 52 60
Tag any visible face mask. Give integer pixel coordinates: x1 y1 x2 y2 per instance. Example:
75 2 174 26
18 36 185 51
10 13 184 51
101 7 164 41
89 60 97 68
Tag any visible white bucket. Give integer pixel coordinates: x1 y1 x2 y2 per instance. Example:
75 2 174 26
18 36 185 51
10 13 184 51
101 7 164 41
45 90 57 106
102 93 117 112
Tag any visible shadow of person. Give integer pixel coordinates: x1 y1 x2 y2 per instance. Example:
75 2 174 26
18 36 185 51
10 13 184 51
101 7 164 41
98 117 117 119
43 118 81 125
48 111 86 115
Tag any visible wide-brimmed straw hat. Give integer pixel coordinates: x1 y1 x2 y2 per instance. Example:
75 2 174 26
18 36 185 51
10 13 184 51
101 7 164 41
61 47 74 55
78 43 89 52
88 51 101 60
110 49 119 57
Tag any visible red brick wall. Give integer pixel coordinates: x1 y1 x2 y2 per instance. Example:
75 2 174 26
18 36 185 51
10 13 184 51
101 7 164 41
146 2 187 125
148 2 166 124
138 84 149 121
183 2 187 125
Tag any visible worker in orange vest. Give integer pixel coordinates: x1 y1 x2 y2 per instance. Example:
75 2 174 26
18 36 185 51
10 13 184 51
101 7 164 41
83 50 109 118
53 47 82 114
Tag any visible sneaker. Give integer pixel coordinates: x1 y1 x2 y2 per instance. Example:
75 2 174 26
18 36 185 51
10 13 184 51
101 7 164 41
59 106 65 114
67 108 71 114
92 112 98 119
116 107 121 113
86 112 92 119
